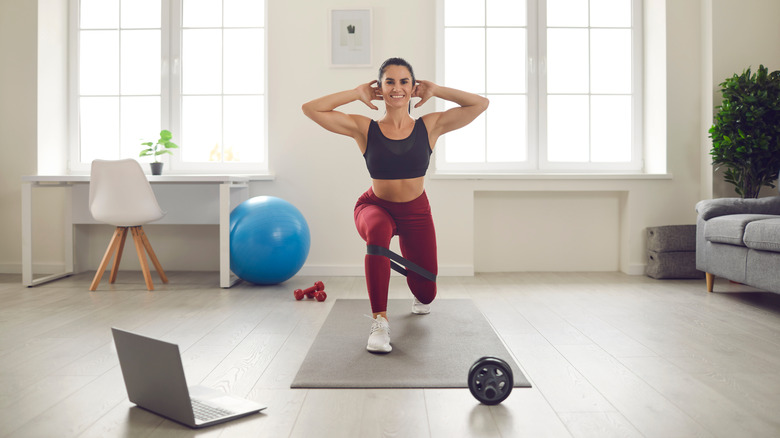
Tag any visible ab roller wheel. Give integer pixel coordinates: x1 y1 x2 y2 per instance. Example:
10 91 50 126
468 356 514 405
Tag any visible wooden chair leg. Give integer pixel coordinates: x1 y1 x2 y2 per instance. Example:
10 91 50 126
90 227 125 291
706 272 714 292
109 227 129 284
131 226 155 291
136 226 168 284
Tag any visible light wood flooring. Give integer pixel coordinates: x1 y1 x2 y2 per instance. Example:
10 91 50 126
2 271 780 438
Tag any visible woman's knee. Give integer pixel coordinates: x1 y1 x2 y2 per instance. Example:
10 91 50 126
355 207 395 246
409 277 436 304
364 222 394 246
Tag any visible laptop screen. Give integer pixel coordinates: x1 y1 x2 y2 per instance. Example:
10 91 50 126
112 328 196 424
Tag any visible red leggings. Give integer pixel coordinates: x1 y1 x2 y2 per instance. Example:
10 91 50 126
354 187 437 314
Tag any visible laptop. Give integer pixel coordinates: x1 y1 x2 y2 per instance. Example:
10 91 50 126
111 327 266 428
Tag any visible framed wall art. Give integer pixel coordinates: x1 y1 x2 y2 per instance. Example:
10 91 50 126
330 9 372 67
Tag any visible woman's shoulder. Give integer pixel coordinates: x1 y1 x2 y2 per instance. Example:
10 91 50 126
420 112 443 130
349 114 374 131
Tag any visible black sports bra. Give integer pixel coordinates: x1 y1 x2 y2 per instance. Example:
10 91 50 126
363 119 432 180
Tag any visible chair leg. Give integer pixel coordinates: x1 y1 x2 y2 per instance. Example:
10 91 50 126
136 226 168 284
131 226 155 291
109 227 129 284
90 227 125 291
706 272 714 292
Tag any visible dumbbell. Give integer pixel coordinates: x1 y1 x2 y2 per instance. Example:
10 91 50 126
294 281 326 301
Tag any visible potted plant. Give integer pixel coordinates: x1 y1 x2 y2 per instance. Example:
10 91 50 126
709 65 780 198
140 129 179 175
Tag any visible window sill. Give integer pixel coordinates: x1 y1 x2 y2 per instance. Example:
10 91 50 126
247 173 275 181
27 172 276 181
430 172 673 181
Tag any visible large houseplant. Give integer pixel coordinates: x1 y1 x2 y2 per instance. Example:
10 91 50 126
709 65 780 198
140 129 179 175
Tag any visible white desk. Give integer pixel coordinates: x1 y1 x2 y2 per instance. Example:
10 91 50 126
21 175 250 288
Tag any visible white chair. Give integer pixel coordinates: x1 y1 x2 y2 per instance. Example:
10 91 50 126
89 159 168 291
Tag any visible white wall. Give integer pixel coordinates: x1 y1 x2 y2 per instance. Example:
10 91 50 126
2 0 778 278
475 191 622 272
0 0 38 273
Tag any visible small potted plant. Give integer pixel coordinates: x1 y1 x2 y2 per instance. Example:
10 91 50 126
140 129 179 175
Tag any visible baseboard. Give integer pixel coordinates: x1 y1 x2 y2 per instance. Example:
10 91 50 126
4 262 634 277
439 265 475 276
297 265 363 277
0 262 65 275
624 263 646 276
298 264 474 277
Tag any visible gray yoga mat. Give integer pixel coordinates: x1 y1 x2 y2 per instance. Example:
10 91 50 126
291 299 531 389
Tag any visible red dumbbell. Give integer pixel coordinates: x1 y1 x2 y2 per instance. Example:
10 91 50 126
294 281 326 301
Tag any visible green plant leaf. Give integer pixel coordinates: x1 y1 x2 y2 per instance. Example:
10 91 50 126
710 64 780 197
141 129 178 159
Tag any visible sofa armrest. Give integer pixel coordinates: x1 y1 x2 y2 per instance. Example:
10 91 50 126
696 196 780 220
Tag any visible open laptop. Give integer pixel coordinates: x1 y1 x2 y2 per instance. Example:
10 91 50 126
111 327 266 428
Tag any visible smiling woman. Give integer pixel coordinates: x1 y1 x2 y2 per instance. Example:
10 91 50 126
301 57 488 354
376 57 416 113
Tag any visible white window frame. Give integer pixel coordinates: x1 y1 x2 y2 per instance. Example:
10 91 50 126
435 0 643 175
68 0 268 174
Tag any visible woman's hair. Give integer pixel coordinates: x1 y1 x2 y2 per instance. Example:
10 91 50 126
378 57 416 85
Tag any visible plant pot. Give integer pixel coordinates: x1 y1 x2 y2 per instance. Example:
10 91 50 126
150 162 164 175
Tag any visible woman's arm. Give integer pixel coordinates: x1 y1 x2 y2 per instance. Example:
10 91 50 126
301 81 380 141
415 81 489 143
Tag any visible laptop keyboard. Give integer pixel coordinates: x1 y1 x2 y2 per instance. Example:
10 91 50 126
191 398 236 422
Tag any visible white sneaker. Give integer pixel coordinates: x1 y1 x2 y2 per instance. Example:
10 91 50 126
412 298 431 315
366 315 392 353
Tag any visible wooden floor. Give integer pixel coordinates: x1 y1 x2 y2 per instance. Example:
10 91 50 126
2 271 780 438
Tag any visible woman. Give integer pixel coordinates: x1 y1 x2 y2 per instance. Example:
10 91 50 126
302 58 488 353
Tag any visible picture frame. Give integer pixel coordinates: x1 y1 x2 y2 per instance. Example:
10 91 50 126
329 9 372 68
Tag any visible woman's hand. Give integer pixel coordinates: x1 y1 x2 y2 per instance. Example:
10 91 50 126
355 80 383 110
412 80 439 108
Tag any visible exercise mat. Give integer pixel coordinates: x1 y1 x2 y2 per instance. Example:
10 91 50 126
291 299 531 389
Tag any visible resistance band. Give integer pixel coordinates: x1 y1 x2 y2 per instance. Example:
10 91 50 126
366 244 437 282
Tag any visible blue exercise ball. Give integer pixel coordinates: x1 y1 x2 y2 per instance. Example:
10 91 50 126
230 196 310 285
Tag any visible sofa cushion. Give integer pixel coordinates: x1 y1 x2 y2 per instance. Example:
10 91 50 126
744 218 780 252
696 196 780 220
704 214 778 245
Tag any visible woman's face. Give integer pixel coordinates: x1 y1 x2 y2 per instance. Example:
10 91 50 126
380 65 415 110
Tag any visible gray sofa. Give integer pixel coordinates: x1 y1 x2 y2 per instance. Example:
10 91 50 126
696 195 780 293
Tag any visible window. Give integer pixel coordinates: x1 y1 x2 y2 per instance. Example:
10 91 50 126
71 0 266 173
438 0 642 173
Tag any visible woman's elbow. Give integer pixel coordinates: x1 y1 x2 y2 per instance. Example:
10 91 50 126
479 96 490 113
301 102 313 118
